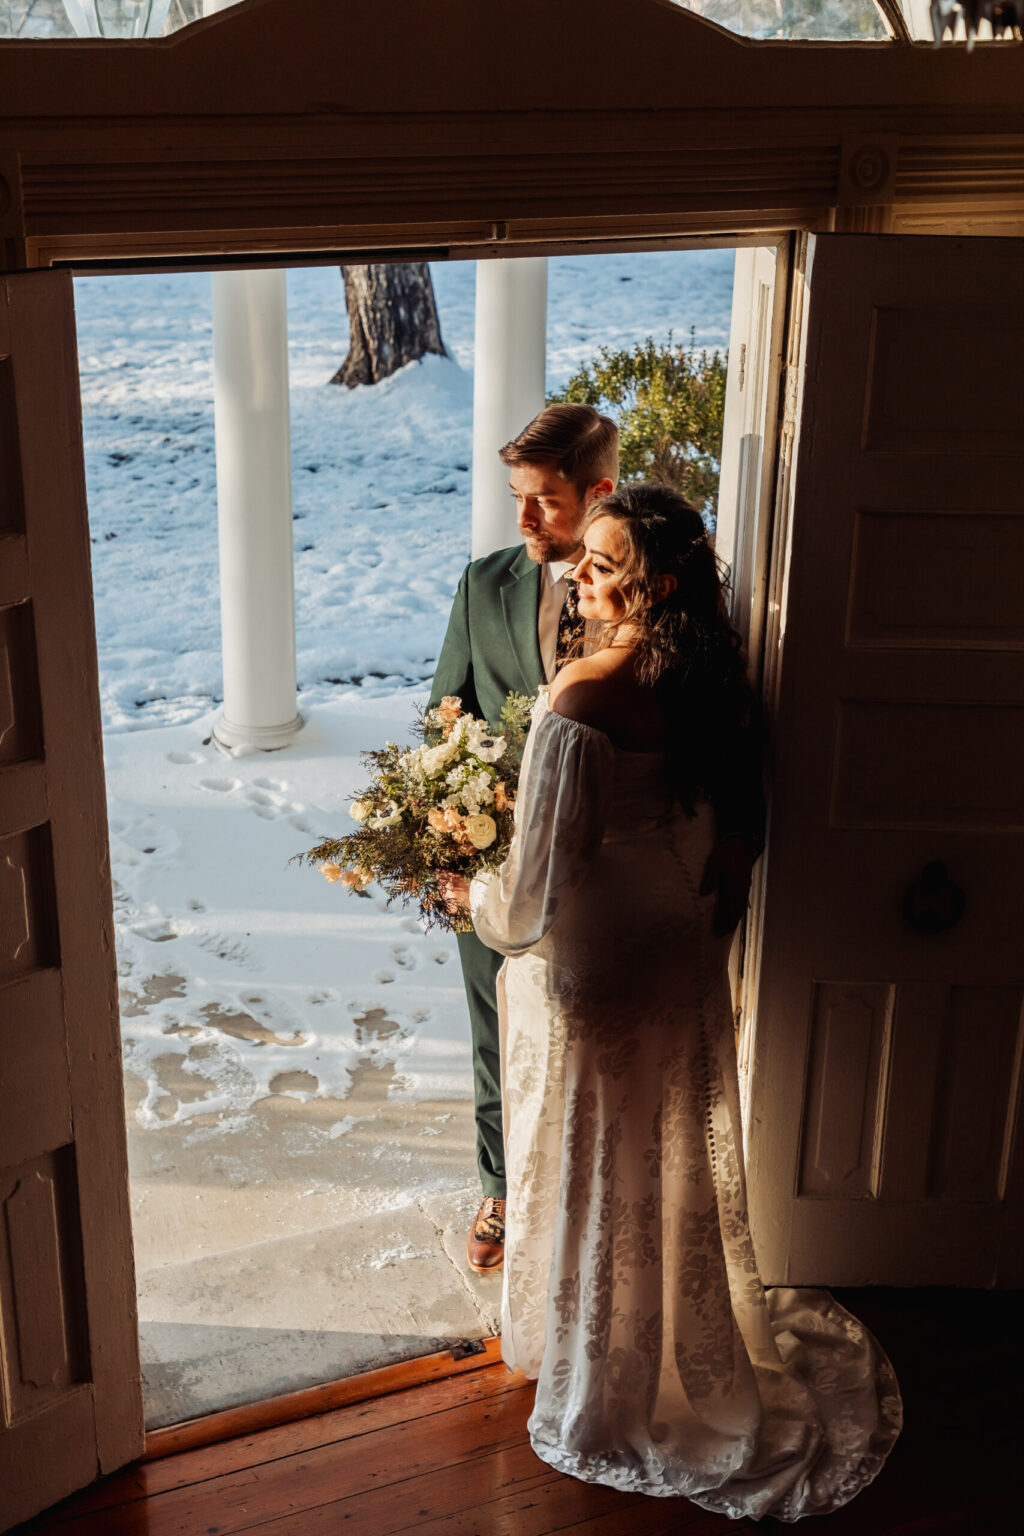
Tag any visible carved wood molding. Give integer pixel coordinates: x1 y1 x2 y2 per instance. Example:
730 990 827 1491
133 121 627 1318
8 129 1024 267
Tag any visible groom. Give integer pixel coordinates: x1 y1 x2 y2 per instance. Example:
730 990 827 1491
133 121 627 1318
429 403 618 1274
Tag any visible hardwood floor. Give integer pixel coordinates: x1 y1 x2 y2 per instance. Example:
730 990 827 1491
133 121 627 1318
16 1290 1023 1536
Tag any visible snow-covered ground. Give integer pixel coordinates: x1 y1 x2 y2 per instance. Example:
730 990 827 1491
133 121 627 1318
78 250 734 1150
78 252 734 733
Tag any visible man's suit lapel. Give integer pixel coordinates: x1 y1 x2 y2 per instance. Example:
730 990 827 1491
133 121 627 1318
499 546 545 694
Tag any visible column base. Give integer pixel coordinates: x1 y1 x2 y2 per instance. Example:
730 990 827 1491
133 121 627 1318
212 710 304 754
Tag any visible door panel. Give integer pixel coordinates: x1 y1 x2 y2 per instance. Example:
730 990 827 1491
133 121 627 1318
0 272 143 1530
748 235 1024 1288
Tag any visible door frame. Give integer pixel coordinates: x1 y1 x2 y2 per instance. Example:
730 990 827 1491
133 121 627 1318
8 203 1021 1502
60 223 791 1426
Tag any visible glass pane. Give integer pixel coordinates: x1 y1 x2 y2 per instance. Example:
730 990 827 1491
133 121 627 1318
672 1 888 40
0 0 246 39
897 0 1021 41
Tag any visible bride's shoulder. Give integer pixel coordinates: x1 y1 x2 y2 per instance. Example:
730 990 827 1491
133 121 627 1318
548 657 620 734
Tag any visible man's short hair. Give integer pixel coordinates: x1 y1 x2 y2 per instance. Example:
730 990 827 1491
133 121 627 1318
499 404 619 494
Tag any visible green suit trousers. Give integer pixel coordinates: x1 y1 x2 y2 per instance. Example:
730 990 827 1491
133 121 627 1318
429 544 547 1201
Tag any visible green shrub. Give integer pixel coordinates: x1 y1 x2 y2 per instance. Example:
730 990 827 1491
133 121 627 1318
549 333 727 526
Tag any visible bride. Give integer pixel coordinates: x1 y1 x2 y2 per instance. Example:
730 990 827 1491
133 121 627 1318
446 483 901 1522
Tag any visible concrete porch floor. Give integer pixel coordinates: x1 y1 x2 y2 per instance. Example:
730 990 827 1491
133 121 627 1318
123 992 500 1430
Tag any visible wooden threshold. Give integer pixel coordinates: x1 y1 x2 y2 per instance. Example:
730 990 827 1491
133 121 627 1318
143 1336 504 1461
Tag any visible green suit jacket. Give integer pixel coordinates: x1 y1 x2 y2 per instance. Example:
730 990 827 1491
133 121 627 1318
429 542 766 855
428 544 545 728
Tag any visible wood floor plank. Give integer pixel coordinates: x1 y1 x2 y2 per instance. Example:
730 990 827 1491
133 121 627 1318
207 1437 737 1536
222 1441 555 1535
385 1477 738 1536
346 1474 647 1536
31 1390 534 1536
367 1475 647 1536
42 1365 531 1521
556 1505 754 1536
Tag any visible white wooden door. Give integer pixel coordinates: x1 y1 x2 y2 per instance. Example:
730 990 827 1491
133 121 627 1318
715 242 787 673
748 234 1024 1288
0 272 143 1530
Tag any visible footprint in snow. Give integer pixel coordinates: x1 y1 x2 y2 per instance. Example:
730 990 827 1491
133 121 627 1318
167 750 203 766
131 918 178 943
185 897 206 913
391 946 417 970
193 931 257 968
373 970 396 985
253 775 287 792
200 777 241 794
245 785 295 821
112 818 177 860
431 950 450 966
289 813 314 834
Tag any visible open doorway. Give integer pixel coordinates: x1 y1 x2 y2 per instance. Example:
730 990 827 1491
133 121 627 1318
72 240 782 1426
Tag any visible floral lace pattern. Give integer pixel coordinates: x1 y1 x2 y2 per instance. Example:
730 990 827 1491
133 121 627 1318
471 692 901 1522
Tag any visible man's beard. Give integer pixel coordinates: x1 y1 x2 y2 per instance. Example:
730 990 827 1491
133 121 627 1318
521 530 583 564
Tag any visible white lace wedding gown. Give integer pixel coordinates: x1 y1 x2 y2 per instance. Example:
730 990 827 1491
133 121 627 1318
470 691 902 1523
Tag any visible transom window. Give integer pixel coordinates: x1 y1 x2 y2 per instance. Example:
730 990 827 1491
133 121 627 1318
671 1 1020 43
0 0 242 38
2 1 1019 43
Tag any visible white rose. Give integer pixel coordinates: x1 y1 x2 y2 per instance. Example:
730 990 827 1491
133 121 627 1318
421 742 456 776
465 813 497 850
370 802 402 829
350 799 371 821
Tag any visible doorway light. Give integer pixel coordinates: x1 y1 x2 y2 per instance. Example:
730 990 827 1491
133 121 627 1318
671 0 1020 42
62 0 169 36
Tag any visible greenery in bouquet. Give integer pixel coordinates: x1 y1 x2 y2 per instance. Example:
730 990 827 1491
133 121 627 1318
293 691 536 933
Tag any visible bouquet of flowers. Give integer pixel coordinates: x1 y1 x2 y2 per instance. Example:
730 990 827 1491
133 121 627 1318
294 692 535 933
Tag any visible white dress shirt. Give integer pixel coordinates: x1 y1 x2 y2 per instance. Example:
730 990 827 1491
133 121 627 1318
538 560 575 683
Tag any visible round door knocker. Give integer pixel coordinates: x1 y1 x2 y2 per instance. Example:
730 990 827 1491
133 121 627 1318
903 861 965 936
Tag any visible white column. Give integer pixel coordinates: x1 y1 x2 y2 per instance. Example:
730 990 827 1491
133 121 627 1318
211 268 302 751
471 258 548 559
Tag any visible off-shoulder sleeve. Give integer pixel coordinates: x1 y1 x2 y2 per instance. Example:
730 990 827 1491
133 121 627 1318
469 706 615 957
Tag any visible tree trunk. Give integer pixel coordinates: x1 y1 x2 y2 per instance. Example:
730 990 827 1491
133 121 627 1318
331 262 447 387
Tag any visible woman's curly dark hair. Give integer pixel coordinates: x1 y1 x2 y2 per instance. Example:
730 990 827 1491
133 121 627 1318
582 481 758 807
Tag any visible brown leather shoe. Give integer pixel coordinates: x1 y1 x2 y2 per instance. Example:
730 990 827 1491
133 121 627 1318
467 1196 506 1274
